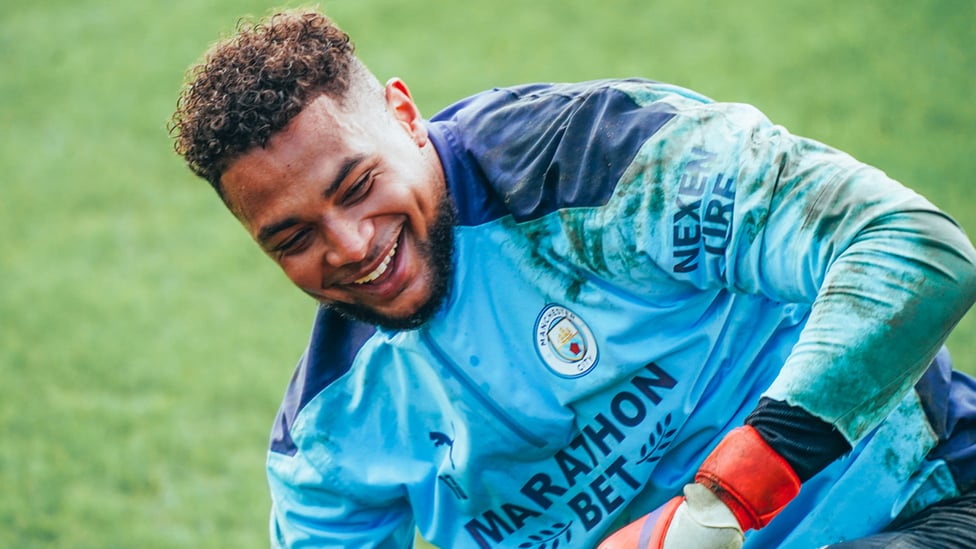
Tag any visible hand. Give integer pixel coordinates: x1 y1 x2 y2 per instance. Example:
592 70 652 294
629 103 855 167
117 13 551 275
599 426 800 548
598 485 742 549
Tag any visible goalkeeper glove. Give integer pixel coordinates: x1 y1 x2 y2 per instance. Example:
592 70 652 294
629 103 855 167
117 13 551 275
599 426 801 549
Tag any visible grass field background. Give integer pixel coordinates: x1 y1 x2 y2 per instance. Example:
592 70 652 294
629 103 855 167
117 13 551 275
2 1 974 547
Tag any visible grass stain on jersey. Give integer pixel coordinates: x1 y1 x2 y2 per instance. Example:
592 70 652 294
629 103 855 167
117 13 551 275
560 210 609 276
742 209 768 245
504 215 590 304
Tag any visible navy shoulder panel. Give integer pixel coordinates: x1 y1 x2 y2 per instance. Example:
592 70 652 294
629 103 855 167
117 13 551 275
269 307 376 456
428 79 677 226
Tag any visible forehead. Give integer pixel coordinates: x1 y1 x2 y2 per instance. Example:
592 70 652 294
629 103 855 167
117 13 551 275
228 94 366 182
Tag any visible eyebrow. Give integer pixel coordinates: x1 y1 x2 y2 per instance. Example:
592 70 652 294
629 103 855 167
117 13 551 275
325 154 367 199
255 154 368 248
257 216 301 248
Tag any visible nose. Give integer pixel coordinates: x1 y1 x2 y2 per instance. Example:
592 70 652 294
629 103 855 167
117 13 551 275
322 216 371 267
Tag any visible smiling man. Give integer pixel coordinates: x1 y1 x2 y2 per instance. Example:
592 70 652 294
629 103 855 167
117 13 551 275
171 9 976 549
222 86 455 329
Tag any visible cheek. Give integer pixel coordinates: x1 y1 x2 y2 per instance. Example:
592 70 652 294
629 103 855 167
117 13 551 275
385 147 441 217
397 179 443 238
278 256 322 289
372 179 433 232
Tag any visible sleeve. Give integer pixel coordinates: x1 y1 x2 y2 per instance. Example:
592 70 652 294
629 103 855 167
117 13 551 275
578 86 976 445
729 109 976 444
267 450 415 549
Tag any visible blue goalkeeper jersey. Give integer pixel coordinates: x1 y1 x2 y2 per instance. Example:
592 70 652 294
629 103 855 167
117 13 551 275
266 79 976 548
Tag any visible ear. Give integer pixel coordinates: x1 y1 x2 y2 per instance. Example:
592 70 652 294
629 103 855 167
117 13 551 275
384 77 428 147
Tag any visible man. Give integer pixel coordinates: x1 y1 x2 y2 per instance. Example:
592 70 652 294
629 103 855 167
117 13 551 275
170 9 976 548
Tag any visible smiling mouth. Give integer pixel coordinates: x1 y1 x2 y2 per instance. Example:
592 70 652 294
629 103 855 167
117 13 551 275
353 239 398 285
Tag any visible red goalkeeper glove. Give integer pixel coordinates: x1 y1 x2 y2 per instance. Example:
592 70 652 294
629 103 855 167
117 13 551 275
599 426 801 549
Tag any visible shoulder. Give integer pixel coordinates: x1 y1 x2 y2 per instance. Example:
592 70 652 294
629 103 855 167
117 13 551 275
429 79 707 223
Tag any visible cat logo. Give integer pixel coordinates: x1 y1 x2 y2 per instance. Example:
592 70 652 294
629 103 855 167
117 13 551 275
534 304 598 377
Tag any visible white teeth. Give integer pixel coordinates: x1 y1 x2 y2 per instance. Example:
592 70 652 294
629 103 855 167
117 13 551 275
354 240 398 284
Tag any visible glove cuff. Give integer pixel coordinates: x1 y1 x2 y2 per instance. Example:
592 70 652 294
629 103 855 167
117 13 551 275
694 425 801 531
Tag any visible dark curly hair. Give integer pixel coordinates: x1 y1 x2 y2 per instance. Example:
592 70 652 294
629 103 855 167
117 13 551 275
169 9 367 197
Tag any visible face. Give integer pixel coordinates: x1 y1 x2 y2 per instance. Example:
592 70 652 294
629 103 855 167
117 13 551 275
221 79 455 329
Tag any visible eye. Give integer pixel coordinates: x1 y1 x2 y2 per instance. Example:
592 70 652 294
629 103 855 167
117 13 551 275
343 171 374 205
273 229 312 257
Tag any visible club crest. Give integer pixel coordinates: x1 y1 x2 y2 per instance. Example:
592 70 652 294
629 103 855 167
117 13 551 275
535 304 598 377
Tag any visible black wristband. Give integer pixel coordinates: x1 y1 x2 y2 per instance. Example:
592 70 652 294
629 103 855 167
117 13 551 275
745 397 851 482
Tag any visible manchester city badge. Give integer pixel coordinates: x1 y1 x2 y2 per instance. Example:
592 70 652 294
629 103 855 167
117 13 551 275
534 304 598 377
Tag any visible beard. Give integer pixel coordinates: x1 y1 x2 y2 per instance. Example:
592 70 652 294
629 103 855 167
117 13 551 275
328 196 457 331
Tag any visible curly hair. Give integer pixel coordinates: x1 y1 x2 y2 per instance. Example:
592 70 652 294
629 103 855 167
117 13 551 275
169 9 364 196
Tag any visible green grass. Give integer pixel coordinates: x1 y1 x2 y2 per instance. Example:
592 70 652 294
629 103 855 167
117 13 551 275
1 1 973 547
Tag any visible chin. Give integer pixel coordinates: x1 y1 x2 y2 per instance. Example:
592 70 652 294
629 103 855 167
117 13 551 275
330 290 446 331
